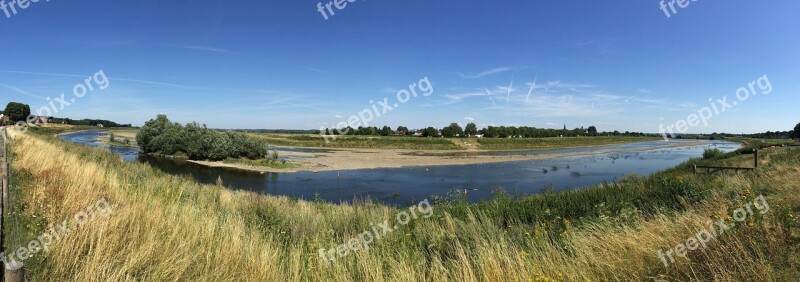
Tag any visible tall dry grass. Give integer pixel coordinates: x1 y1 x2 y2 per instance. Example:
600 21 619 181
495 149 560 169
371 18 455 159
5 128 800 281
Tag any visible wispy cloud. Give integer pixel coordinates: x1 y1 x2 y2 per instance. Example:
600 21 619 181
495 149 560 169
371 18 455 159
171 44 329 74
177 45 245 56
464 117 475 121
0 69 290 94
0 84 47 100
456 67 514 79
440 78 692 118
0 70 198 89
574 39 614 53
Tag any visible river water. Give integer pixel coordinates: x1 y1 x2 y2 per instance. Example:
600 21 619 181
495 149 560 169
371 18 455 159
59 131 740 205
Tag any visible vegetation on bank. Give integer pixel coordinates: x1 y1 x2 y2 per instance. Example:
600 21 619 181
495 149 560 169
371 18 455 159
475 135 660 150
254 133 660 151
137 115 269 161
4 127 800 280
222 157 299 169
323 122 649 138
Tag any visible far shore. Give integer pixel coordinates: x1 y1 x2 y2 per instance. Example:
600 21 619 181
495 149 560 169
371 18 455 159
53 128 713 174
188 141 707 173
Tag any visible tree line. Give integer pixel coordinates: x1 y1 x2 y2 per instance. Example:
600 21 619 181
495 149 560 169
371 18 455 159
322 122 648 138
137 115 269 161
1 102 131 127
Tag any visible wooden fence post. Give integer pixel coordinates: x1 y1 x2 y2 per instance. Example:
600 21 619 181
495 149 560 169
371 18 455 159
754 149 759 169
4 262 25 282
693 165 697 175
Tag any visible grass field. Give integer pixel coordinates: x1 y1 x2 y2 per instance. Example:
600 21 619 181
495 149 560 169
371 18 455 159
3 127 800 280
474 136 660 150
252 133 660 151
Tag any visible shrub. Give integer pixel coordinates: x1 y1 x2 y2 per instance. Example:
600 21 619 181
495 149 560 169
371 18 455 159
702 148 723 160
138 115 269 161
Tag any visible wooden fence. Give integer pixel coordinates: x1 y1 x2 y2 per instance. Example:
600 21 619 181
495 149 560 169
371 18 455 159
1 129 24 282
693 149 758 175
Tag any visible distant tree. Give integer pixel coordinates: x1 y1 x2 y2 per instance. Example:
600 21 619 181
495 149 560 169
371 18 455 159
793 122 800 139
587 126 598 136
396 126 409 135
357 126 378 136
422 127 439 137
3 102 31 122
441 123 464 138
464 122 478 137
380 126 392 136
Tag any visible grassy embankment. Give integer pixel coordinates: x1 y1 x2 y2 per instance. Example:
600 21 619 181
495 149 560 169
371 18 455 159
4 127 800 280
253 133 659 151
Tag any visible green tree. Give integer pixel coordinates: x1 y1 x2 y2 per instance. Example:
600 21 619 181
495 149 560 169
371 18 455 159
137 114 172 154
184 122 211 159
206 131 233 160
139 115 269 160
793 122 800 139
464 122 477 137
150 121 186 155
587 126 598 136
396 126 409 135
380 126 392 136
3 102 31 122
441 123 464 138
422 127 439 137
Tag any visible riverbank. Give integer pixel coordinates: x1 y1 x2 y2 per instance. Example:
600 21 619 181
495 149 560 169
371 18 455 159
253 133 661 151
189 140 707 173
57 128 690 174
6 126 800 281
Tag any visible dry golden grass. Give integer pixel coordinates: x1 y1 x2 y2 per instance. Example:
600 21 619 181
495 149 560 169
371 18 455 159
5 128 800 281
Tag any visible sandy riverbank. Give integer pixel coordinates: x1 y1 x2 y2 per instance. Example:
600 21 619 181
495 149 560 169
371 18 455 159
188 141 707 173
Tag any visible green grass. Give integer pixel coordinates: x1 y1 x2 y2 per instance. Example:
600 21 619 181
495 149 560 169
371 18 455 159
725 137 795 153
222 157 300 169
25 125 99 136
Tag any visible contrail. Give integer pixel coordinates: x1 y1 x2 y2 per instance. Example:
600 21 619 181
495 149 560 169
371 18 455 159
505 74 514 105
0 84 46 100
525 76 537 103
486 88 496 107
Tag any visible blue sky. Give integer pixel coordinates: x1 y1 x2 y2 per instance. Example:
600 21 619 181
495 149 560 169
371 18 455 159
1 0 798 133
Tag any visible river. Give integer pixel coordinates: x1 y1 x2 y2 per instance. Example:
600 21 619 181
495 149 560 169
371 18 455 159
59 131 740 205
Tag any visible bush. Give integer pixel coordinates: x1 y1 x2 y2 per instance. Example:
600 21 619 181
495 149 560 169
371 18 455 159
138 115 268 161
702 148 723 160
